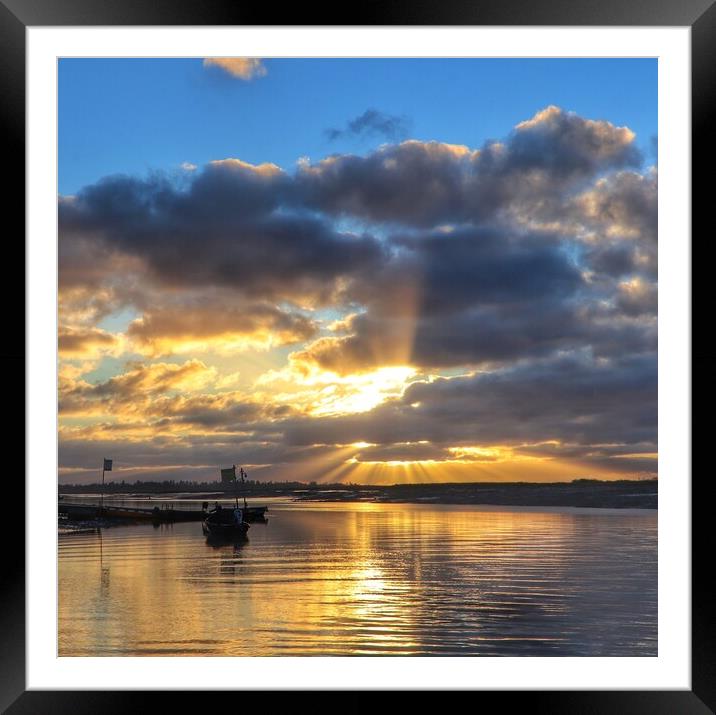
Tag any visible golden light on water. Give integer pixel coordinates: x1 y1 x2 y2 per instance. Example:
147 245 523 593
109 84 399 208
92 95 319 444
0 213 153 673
58 502 658 656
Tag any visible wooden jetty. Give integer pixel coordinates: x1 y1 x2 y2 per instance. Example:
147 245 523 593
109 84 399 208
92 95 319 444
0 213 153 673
59 502 268 523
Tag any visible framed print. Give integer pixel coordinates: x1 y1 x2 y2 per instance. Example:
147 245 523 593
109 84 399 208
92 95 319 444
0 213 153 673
4 1 713 712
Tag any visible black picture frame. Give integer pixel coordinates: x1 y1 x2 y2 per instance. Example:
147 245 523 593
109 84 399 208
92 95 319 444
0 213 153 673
3 2 712 712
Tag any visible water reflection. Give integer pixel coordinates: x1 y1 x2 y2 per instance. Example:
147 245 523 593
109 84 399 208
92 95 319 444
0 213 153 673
58 501 656 656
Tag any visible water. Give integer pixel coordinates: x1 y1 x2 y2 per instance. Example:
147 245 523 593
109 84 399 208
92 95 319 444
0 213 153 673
58 500 657 656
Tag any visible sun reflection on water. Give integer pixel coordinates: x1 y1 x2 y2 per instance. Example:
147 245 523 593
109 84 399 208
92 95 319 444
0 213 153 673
58 501 657 656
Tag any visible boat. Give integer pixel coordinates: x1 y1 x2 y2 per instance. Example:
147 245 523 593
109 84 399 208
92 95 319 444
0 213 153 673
242 505 268 522
202 505 250 539
218 465 269 522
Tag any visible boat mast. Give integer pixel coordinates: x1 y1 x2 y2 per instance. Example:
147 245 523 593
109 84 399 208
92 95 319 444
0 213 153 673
234 464 239 509
241 467 248 509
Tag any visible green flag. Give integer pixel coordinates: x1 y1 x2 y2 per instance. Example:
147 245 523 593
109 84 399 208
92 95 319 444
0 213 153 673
220 466 236 483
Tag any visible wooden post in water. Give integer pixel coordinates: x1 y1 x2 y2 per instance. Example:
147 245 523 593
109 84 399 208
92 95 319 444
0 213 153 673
100 458 112 517
242 467 248 510
100 464 105 516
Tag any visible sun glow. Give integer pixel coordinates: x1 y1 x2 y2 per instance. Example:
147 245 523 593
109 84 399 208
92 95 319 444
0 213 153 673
312 366 416 414
258 364 417 416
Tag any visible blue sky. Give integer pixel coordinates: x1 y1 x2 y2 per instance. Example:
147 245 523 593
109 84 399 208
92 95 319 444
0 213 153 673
59 58 657 196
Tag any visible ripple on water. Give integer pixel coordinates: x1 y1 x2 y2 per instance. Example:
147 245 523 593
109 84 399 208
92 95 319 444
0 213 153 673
58 502 657 656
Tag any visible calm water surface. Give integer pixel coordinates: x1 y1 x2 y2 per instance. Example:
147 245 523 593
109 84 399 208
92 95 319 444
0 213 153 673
58 500 657 656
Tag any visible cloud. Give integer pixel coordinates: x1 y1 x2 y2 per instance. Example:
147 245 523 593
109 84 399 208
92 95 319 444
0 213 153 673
57 350 657 482
57 104 657 483
58 108 647 316
203 57 267 80
282 353 657 453
572 169 658 281
614 278 657 317
58 161 386 307
57 436 339 480
572 170 657 243
59 359 218 416
511 105 639 174
290 224 655 374
58 352 657 481
58 326 121 358
296 140 476 227
352 442 451 463
298 107 641 227
126 298 318 356
325 109 411 142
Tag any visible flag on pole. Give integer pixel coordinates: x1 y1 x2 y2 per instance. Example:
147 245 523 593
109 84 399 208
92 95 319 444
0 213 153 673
103 458 113 471
220 466 236 483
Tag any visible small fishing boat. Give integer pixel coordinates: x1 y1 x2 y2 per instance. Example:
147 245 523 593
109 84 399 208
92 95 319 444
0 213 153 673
202 506 250 539
243 505 268 522
218 465 268 523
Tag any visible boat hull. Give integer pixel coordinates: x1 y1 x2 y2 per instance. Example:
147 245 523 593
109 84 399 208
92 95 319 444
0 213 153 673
202 508 251 540
201 520 250 539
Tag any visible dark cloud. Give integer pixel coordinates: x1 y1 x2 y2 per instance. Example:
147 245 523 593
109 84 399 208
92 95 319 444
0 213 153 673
299 106 642 227
325 109 411 143
498 106 642 179
59 161 386 305
567 170 657 282
514 440 657 475
293 225 655 373
58 437 336 477
148 394 277 427
396 228 582 314
572 170 657 243
584 244 639 278
296 140 472 227
59 108 649 311
295 300 588 374
283 353 657 452
614 281 658 317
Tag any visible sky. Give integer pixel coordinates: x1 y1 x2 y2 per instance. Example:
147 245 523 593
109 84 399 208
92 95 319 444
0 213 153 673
58 58 658 484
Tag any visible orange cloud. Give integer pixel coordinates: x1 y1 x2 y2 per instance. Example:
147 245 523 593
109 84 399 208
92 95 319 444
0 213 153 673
58 326 121 358
203 57 266 80
126 303 317 357
59 359 218 417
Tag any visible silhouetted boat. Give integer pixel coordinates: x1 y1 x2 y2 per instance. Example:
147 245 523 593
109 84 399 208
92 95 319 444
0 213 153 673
202 506 250 539
243 505 268 522
219 465 268 522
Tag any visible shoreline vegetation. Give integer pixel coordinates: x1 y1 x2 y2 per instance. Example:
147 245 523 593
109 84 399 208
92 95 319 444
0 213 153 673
59 478 657 510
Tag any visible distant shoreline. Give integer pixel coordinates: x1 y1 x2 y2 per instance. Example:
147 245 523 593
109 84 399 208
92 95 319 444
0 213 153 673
59 479 657 510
